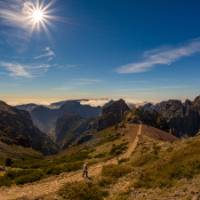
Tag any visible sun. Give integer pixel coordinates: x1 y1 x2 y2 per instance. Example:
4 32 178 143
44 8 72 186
32 9 44 23
22 0 56 33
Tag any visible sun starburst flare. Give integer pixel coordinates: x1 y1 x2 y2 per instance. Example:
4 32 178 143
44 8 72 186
22 0 56 33
0 0 58 35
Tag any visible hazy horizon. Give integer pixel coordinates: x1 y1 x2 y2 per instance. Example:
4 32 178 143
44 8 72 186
1 93 200 106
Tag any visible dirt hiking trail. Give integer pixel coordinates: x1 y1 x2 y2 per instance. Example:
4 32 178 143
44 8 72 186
0 124 142 200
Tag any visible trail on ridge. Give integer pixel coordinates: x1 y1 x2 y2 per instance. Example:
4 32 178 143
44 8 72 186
0 124 142 200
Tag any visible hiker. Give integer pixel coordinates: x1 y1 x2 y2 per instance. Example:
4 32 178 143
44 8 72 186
82 162 89 179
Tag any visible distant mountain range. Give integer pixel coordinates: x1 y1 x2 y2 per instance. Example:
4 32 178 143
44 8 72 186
16 100 101 148
1 95 200 155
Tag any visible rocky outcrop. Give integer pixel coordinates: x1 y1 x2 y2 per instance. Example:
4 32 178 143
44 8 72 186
193 96 200 114
97 99 130 130
0 101 58 155
155 100 200 137
136 97 200 137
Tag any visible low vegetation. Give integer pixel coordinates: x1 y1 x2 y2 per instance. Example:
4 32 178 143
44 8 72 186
58 163 132 200
95 127 121 145
59 181 108 200
0 125 128 187
102 163 132 179
109 142 128 156
0 148 92 186
133 137 200 188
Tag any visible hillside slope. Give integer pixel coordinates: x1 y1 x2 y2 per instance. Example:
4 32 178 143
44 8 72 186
0 124 141 200
0 101 58 155
0 141 42 166
0 124 184 200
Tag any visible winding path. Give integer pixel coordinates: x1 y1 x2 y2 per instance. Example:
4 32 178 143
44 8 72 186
0 124 142 200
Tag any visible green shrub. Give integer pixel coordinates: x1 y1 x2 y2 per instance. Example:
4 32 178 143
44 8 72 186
0 176 12 187
102 164 132 179
97 176 115 187
45 161 83 175
6 169 38 179
107 132 121 141
109 143 128 156
54 149 91 165
118 158 129 164
11 157 47 169
5 158 13 167
45 166 62 175
1 157 85 185
94 152 107 159
59 181 108 200
5 169 44 185
14 170 44 185
132 151 158 167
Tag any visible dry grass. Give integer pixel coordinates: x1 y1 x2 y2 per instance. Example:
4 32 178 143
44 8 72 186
132 135 200 188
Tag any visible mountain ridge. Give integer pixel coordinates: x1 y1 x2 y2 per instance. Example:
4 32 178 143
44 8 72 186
0 101 58 155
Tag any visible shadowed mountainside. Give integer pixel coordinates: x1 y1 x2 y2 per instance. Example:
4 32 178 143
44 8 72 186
17 100 101 139
96 99 130 130
134 96 200 137
0 101 58 155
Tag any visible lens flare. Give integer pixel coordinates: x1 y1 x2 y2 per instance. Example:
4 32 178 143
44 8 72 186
22 0 56 33
32 9 44 23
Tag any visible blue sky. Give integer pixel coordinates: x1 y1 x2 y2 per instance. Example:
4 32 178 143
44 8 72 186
0 0 200 105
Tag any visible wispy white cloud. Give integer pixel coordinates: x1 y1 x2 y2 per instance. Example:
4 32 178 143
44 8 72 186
35 47 55 61
0 0 28 31
0 0 33 49
0 61 51 78
50 64 80 70
0 61 31 78
117 38 200 74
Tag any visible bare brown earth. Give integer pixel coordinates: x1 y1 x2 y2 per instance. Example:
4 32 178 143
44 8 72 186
142 125 177 142
0 124 142 200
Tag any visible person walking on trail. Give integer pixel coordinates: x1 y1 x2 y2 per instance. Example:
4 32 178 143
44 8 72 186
82 162 89 179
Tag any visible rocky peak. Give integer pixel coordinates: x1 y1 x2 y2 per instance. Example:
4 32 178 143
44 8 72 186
193 96 200 113
184 99 192 106
136 96 200 137
155 100 184 119
102 99 130 115
97 99 130 130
